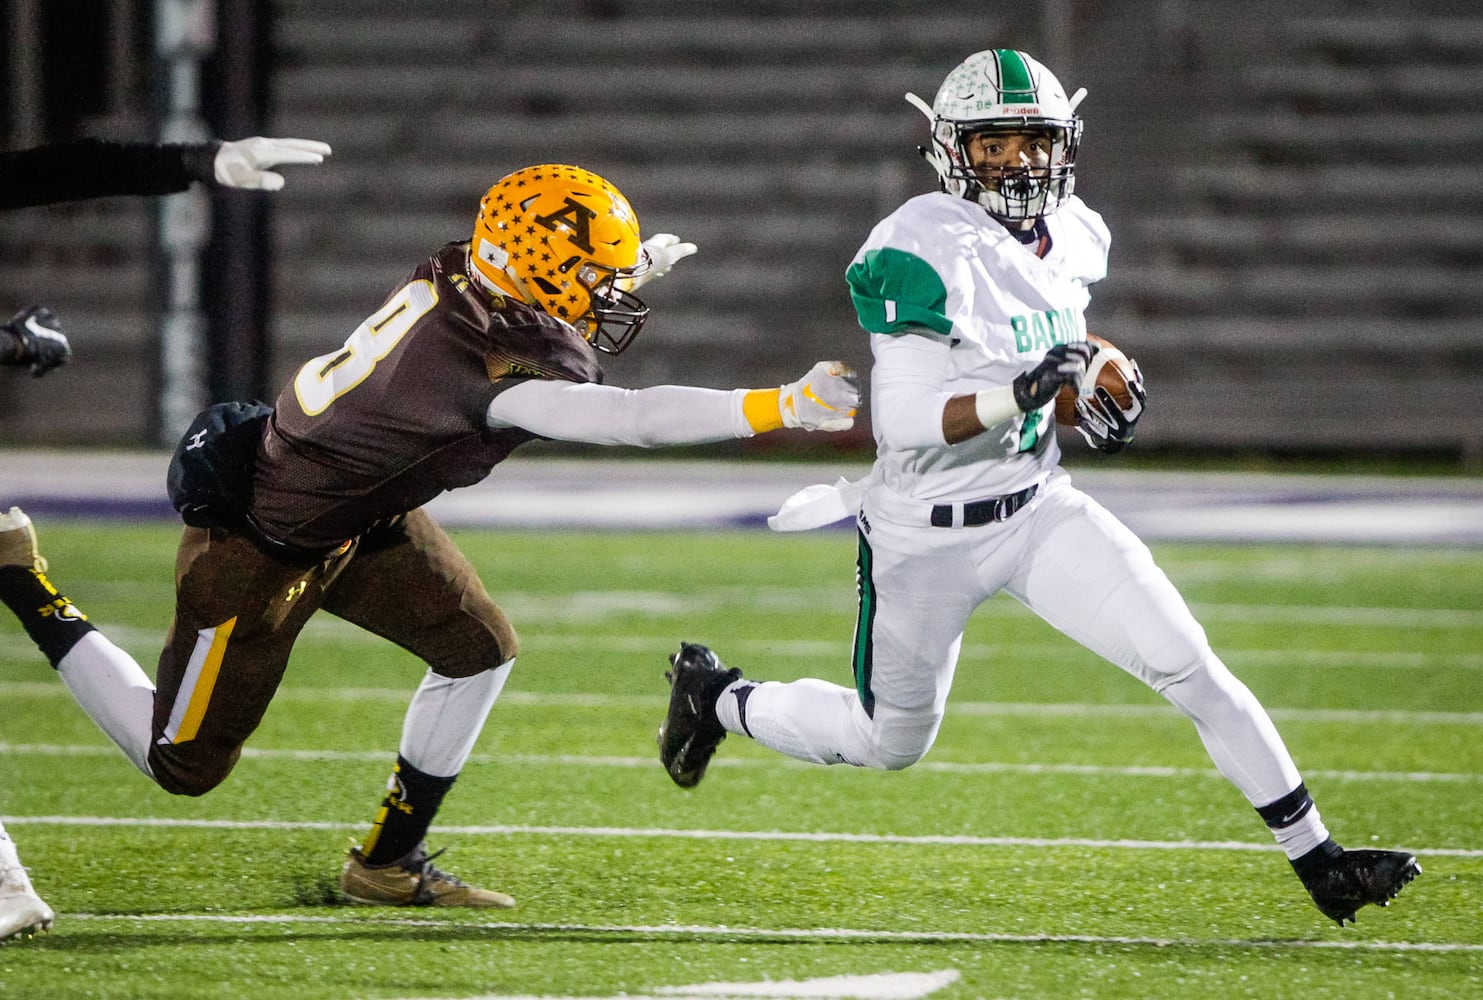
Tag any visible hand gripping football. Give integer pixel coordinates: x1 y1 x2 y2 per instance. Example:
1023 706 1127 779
1055 334 1139 426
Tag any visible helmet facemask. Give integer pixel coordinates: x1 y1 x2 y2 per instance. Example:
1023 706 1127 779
571 257 649 355
471 163 651 354
940 120 1082 222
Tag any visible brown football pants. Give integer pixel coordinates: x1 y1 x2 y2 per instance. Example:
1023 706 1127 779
146 509 516 796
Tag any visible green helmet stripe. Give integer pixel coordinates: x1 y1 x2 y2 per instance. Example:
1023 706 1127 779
994 49 1035 102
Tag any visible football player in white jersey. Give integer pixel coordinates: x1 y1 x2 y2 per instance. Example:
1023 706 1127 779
658 48 1420 927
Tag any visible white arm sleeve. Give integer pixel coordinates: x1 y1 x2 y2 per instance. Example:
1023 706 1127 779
869 332 954 450
485 379 755 447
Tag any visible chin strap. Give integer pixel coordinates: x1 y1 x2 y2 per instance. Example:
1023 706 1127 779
499 266 545 311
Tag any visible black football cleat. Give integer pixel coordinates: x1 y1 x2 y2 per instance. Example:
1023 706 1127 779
1294 841 1421 926
658 642 742 789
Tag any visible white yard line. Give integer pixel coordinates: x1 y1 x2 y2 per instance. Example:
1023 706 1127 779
50 912 1483 953
4 815 1480 858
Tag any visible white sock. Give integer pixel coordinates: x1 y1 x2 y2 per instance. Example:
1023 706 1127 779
399 661 512 777
718 678 864 766
1273 807 1331 860
56 631 155 778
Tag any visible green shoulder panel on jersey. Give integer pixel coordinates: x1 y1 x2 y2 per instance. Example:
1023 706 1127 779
845 247 953 338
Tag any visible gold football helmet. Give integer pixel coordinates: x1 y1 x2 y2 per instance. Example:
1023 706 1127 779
470 164 650 354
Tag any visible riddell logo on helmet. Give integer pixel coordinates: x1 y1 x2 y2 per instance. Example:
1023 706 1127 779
973 100 1041 114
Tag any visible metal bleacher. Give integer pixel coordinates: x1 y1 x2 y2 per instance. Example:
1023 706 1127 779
1094 5 1483 459
4 2 1482 464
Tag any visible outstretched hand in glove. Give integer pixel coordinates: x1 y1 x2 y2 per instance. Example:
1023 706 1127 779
214 137 332 191
744 360 860 433
781 360 860 431
2 306 70 377
622 234 698 292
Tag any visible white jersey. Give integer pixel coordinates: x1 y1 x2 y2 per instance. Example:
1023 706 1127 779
846 191 1110 501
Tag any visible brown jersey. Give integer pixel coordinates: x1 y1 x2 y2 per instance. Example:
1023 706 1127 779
252 242 602 550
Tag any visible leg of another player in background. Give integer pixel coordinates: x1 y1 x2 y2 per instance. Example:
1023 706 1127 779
0 820 54 941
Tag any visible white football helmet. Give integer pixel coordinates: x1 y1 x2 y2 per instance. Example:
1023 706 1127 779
907 49 1086 221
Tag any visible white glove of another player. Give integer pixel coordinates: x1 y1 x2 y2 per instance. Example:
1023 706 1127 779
214 137 332 191
780 361 860 431
624 234 698 292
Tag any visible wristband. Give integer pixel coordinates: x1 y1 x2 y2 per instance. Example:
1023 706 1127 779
742 387 785 433
973 385 1021 430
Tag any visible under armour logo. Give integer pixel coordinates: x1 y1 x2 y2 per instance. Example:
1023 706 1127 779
186 428 209 451
285 581 307 601
39 597 88 622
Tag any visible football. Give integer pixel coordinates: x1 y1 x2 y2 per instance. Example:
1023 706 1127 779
1055 334 1139 426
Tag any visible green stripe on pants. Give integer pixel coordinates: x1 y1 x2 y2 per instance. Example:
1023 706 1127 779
852 529 876 718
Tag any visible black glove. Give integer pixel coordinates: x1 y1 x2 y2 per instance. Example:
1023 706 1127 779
1012 342 1094 411
1076 372 1147 454
3 306 71 377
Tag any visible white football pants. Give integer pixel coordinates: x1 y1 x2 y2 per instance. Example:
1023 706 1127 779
734 471 1306 810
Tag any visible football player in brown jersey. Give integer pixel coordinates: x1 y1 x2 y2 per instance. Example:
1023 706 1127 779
0 163 859 908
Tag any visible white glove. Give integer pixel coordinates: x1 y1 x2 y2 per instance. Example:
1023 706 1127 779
779 361 860 431
214 137 332 191
624 233 698 291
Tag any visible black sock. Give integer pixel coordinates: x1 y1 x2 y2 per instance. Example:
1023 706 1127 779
1290 837 1343 879
359 755 457 865
1255 782 1315 831
0 565 96 666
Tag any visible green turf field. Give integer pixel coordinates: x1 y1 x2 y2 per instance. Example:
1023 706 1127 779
1 523 1479 999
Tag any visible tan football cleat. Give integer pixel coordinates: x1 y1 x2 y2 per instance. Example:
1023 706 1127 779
0 833 55 942
0 506 47 573
340 842 514 908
